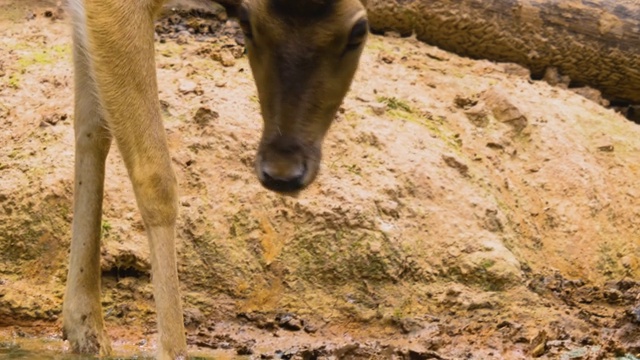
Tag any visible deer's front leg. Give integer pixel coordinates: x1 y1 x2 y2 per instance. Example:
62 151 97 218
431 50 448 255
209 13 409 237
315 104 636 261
81 0 187 358
62 4 112 355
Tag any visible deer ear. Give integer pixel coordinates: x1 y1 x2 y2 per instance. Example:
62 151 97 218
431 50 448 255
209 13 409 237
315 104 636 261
238 5 253 40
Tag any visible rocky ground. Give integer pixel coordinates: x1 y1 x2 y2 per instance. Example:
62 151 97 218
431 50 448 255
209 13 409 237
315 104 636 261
1 1 640 359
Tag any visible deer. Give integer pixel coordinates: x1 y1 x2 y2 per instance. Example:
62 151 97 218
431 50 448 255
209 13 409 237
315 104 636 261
61 0 368 358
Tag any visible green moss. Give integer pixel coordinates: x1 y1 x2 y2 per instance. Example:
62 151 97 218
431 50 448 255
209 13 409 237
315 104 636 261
342 110 359 124
596 242 622 278
17 50 53 68
480 259 496 269
0 196 72 268
2 43 71 89
287 228 408 288
343 163 362 176
392 307 404 319
365 37 391 52
7 73 21 89
377 96 413 113
101 220 112 238
157 41 183 57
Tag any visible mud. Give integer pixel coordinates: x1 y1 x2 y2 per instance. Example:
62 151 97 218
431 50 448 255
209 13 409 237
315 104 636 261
1 0 640 359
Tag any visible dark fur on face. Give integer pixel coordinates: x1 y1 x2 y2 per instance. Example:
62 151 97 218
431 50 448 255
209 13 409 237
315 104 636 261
269 0 336 20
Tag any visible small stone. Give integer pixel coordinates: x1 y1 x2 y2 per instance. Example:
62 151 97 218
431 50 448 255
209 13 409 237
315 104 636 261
43 114 61 125
543 67 570 87
356 94 374 103
197 21 212 34
484 209 503 233
442 155 469 177
236 340 255 355
398 317 424 334
562 347 589 359
176 30 190 45
378 52 395 64
572 86 609 107
334 344 360 358
384 31 402 38
546 340 569 348
193 107 219 127
423 337 445 351
219 50 236 67
370 102 387 115
580 336 595 345
464 103 490 127
529 330 547 357
486 142 504 150
276 313 303 331
183 307 205 328
211 49 236 67
603 288 622 303
159 99 172 115
597 144 614 152
235 33 245 46
482 86 528 134
467 300 495 310
501 63 531 77
168 14 182 25
454 95 477 109
227 45 245 59
179 79 197 94
303 324 317 333
39 113 67 127
407 349 446 360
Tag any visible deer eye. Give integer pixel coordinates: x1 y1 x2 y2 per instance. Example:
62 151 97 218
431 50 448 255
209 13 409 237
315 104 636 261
238 5 253 40
346 18 368 51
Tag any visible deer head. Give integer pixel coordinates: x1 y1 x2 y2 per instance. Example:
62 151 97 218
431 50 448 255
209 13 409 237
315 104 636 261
239 0 368 192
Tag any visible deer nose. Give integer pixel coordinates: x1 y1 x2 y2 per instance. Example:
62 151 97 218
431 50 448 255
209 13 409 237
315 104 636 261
259 154 307 193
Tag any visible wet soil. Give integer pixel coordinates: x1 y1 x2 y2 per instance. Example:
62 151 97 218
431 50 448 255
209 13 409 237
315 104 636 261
1 1 639 359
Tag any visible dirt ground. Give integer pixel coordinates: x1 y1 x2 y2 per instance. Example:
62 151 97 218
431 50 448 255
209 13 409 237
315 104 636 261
1 1 640 359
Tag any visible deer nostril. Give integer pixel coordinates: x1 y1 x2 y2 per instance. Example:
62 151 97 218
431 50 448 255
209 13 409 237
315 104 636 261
261 162 304 181
260 162 306 193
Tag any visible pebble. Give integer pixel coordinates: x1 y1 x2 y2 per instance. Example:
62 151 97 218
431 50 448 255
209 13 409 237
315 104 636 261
370 102 387 115
179 79 197 94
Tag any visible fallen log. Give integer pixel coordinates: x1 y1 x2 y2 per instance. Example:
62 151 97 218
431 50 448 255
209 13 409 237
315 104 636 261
366 0 640 104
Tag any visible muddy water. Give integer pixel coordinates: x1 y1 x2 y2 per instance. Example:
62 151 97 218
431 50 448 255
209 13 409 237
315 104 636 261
1 339 86 360
0 338 146 360
0 338 248 360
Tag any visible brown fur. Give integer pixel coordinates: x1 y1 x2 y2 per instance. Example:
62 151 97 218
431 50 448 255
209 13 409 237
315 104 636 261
62 0 367 358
